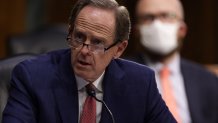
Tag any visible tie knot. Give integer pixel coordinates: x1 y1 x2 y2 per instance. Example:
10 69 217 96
160 66 170 78
86 84 96 97
86 83 96 90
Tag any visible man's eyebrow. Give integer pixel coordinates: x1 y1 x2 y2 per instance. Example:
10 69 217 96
74 26 108 44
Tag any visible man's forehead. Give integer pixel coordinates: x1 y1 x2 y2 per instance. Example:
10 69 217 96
77 6 115 25
75 19 114 39
137 0 182 16
74 6 115 40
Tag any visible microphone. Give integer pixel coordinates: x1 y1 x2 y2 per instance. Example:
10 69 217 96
86 85 115 123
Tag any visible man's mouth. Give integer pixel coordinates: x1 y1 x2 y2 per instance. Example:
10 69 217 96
78 60 91 66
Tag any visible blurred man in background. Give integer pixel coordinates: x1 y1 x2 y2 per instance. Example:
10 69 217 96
130 0 218 122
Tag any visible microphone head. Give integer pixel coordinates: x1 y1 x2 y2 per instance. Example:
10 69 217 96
87 89 96 97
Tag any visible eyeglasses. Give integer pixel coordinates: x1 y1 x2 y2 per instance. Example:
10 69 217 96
66 37 119 54
138 12 178 24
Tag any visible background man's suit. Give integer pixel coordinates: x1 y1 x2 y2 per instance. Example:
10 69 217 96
3 49 176 123
131 54 218 123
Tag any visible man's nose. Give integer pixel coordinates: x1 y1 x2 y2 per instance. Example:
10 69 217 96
80 43 90 54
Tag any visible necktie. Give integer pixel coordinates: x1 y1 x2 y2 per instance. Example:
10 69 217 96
80 84 96 123
160 67 181 123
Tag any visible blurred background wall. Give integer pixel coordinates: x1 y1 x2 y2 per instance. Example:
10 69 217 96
0 0 218 64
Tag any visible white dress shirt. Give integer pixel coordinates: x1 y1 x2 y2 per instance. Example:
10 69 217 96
75 71 105 123
147 54 191 123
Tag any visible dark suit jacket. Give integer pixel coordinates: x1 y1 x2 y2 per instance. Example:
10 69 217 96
130 54 218 123
3 49 176 123
0 54 37 122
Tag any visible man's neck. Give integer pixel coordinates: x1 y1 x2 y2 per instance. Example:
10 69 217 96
161 53 178 65
144 50 178 65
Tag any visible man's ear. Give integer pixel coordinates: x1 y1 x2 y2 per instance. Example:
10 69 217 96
113 40 128 59
178 21 187 39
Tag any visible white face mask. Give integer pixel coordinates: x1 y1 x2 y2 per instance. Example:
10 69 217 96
139 20 180 55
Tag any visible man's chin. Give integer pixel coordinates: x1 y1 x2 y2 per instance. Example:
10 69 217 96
74 69 94 82
145 48 178 61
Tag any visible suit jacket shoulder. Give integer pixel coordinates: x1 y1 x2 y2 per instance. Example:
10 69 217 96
181 59 218 123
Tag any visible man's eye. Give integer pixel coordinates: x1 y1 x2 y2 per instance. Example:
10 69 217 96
139 14 154 21
74 32 85 42
92 39 104 45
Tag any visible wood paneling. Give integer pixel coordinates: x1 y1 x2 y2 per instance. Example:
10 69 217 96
0 0 26 58
181 0 217 64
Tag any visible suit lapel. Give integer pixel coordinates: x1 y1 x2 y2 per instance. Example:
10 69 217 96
53 86 78 123
53 51 79 123
100 59 126 123
181 60 199 123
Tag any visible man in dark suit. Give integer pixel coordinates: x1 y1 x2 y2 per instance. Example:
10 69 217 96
130 0 218 122
2 0 176 123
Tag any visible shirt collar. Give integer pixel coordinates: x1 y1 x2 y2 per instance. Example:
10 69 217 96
168 53 181 74
147 53 181 75
75 71 105 93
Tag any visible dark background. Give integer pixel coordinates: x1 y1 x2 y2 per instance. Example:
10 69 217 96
0 0 218 64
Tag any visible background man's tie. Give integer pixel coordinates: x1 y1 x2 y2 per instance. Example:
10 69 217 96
160 66 181 123
80 84 96 123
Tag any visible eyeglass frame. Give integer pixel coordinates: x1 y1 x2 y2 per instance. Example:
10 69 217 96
66 36 120 54
137 12 180 24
